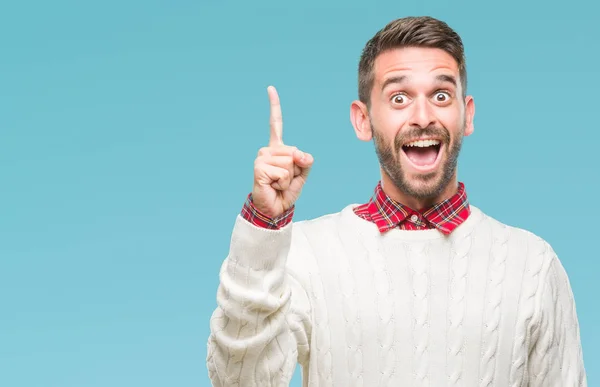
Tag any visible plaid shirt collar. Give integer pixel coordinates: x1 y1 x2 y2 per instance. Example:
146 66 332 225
365 181 470 235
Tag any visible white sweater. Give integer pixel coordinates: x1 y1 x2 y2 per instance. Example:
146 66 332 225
206 204 587 386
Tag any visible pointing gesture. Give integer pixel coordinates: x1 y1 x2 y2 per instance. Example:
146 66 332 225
252 86 314 219
268 86 283 147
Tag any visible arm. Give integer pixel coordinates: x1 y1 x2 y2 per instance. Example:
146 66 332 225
206 215 312 386
528 253 587 386
207 85 314 386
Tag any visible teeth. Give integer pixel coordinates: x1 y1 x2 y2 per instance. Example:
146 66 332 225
405 139 441 147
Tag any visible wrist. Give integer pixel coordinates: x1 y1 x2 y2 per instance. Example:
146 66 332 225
241 194 294 229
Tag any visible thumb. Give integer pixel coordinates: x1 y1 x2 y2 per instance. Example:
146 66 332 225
293 150 313 178
293 149 313 166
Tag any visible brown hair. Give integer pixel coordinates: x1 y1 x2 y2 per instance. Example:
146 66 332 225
358 16 467 106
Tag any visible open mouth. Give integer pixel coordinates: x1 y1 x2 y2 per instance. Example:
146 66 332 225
401 139 443 170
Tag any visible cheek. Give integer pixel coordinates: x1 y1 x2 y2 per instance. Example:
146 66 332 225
438 112 464 137
373 107 409 137
439 105 463 125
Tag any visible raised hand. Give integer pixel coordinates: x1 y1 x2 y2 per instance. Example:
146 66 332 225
251 86 314 219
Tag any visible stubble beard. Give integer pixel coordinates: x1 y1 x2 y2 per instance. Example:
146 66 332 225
372 121 465 201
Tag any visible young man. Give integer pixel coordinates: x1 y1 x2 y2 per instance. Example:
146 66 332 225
206 16 587 386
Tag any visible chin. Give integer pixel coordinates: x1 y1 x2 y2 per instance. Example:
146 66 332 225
400 171 448 199
385 154 457 201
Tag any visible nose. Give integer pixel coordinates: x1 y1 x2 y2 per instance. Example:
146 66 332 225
408 97 436 129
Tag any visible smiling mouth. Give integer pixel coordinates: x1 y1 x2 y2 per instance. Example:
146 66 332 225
401 139 442 167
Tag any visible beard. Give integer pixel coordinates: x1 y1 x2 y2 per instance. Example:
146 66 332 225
372 121 465 201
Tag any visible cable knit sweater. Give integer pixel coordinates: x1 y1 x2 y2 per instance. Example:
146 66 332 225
206 204 587 386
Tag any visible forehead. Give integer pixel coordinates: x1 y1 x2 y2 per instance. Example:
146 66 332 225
373 47 460 86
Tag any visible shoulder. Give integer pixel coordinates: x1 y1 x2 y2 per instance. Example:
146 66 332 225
292 204 363 235
287 204 373 260
284 205 363 286
471 206 558 265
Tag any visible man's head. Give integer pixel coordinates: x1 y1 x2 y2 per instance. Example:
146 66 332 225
350 16 475 209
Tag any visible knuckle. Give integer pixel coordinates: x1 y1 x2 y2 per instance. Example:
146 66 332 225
284 145 297 154
254 160 267 172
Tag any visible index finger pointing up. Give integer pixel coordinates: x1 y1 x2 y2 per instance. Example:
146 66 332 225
268 86 283 146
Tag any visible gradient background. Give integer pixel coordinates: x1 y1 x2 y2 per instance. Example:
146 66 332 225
1 1 598 386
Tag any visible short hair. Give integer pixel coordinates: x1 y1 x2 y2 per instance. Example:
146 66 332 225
358 16 467 106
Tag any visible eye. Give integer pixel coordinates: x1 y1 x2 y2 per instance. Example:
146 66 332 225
391 93 409 105
434 91 451 102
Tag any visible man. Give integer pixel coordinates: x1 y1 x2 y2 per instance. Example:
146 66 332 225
206 16 587 386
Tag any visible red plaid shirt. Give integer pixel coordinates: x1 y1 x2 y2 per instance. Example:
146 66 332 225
241 181 470 235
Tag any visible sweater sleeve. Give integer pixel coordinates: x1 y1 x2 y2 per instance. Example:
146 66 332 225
206 215 312 386
528 253 587 386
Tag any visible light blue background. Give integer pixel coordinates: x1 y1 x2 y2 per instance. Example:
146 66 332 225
1 1 598 386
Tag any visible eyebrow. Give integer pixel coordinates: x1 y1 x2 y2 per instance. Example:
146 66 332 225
381 74 457 91
435 74 457 87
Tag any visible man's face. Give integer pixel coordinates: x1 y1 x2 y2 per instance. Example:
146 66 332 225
358 47 474 202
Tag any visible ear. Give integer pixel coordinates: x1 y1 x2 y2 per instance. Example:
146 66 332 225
463 95 475 136
350 100 372 141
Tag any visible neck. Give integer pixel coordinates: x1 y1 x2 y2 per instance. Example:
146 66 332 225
379 171 459 211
